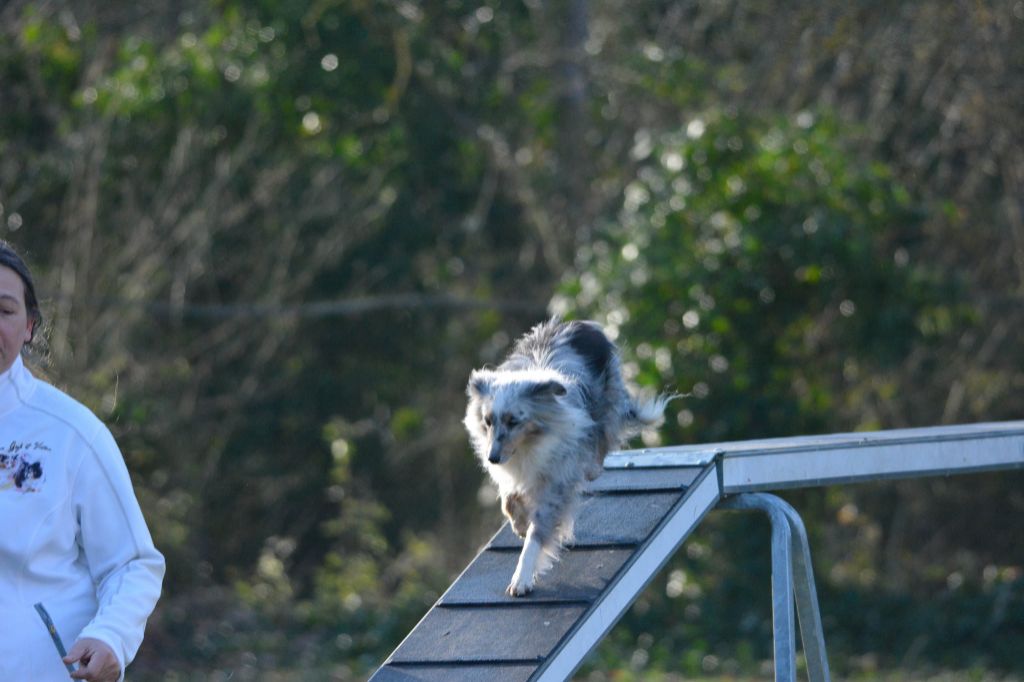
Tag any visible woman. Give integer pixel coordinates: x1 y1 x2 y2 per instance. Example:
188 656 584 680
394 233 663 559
0 241 165 681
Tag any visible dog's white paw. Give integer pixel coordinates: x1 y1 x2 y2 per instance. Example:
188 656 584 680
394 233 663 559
506 569 534 597
506 579 533 597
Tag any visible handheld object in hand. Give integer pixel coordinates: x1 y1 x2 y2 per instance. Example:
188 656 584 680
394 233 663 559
33 602 79 674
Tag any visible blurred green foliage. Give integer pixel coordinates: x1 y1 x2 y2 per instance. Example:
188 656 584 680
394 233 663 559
1 0 1023 680
558 111 953 442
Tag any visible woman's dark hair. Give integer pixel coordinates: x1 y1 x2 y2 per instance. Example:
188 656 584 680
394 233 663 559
0 240 42 345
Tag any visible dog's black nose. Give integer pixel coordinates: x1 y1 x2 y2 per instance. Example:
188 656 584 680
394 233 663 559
488 442 503 464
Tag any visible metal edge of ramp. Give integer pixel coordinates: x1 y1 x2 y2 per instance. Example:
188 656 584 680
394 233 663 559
606 422 1024 489
609 421 1024 464
370 461 719 681
718 421 1024 492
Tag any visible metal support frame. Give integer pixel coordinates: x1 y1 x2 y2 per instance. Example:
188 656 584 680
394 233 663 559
720 493 831 682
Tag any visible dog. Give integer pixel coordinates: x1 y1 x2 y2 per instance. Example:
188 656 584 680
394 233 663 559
464 318 671 596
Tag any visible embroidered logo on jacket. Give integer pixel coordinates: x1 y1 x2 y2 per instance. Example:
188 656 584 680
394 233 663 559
1 441 48 493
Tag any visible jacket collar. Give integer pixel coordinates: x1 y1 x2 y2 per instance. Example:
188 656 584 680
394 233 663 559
0 354 35 417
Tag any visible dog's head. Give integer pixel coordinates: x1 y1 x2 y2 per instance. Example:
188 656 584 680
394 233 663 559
463 369 570 467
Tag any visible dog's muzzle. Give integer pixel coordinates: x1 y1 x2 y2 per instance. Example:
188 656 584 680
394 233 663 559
488 442 503 464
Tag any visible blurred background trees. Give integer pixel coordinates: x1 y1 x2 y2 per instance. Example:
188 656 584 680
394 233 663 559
1 0 1022 679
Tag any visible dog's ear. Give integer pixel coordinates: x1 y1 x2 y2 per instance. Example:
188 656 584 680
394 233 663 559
467 371 493 399
529 380 567 400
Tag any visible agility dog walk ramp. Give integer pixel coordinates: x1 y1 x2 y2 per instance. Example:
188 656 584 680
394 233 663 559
371 457 720 682
370 421 1024 681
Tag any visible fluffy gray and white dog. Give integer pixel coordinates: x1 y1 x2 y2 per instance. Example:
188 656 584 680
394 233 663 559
464 318 671 596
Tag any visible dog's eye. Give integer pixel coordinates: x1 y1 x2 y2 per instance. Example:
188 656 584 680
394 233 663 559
506 416 520 428
483 413 493 428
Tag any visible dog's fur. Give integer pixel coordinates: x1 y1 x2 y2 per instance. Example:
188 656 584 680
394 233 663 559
464 318 671 596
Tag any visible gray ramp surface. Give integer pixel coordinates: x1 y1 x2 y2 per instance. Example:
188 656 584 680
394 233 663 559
371 462 717 682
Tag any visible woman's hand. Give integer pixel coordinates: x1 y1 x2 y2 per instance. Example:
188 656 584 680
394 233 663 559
64 637 121 682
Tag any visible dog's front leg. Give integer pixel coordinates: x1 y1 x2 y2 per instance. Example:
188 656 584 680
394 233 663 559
508 524 543 596
507 489 570 596
502 492 531 538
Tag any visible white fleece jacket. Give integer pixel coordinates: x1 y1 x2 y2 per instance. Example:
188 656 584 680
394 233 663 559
0 355 165 681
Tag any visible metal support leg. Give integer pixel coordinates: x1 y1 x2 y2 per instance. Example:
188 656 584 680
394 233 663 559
720 493 831 682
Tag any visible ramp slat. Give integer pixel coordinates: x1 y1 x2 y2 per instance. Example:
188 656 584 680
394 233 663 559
440 548 634 606
372 664 538 681
388 604 589 663
583 467 701 493
489 492 685 549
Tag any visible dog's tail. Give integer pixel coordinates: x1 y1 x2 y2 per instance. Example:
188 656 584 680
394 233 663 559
590 389 678 479
623 391 677 432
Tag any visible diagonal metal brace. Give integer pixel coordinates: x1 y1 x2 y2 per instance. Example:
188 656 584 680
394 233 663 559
720 493 831 682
